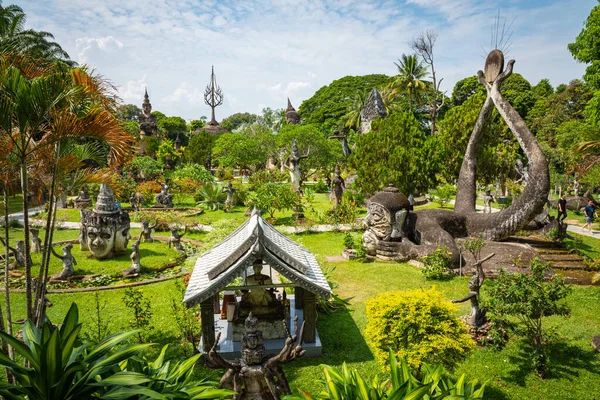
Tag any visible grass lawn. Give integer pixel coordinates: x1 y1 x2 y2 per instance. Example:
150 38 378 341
0 194 26 216
1 228 599 399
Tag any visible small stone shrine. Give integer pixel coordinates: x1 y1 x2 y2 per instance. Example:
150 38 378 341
80 184 131 259
359 87 387 134
138 88 158 155
285 98 300 125
183 208 331 357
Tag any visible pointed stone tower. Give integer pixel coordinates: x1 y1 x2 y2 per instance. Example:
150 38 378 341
285 98 300 125
359 88 387 134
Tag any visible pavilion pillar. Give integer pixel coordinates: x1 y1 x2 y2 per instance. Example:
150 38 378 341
212 293 220 314
294 287 304 310
200 298 216 353
303 291 317 344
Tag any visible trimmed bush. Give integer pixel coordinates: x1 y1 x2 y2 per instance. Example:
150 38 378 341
365 287 474 370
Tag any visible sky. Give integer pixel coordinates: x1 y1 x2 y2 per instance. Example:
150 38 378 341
15 0 598 121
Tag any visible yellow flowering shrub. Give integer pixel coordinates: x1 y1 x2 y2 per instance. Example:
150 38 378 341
365 287 474 370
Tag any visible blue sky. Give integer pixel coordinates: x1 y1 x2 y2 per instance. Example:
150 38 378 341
16 0 597 121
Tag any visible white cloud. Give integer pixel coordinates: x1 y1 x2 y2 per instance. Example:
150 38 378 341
17 0 597 119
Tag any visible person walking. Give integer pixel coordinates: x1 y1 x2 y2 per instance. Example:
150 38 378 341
557 194 568 222
583 200 598 234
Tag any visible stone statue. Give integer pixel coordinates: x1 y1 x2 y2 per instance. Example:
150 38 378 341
155 179 174 208
208 313 305 400
359 88 387 134
50 243 77 280
74 185 92 209
168 225 187 252
31 228 42 253
141 220 157 243
285 98 300 125
223 181 237 209
328 126 351 157
204 150 212 171
123 234 143 277
240 261 278 313
80 184 131 259
130 192 144 211
200 66 228 135
331 165 346 209
573 176 580 196
452 253 494 327
138 88 158 155
0 238 28 270
284 139 309 192
483 190 494 214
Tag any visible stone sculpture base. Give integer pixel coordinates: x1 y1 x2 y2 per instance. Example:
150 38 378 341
232 318 287 341
75 200 92 209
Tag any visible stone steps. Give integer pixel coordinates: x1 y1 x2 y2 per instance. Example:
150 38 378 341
542 254 587 262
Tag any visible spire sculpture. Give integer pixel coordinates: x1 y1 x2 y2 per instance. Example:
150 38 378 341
285 98 300 125
138 87 158 155
200 66 227 135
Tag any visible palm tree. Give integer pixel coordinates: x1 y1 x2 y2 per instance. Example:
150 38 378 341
0 1 74 65
345 90 368 131
0 54 132 321
392 54 429 112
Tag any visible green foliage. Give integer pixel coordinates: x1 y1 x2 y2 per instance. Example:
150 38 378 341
82 290 111 345
343 232 355 250
278 124 341 176
156 138 183 165
313 179 330 193
299 74 392 130
213 131 269 168
122 288 154 343
352 112 442 195
391 53 430 111
170 278 200 357
116 104 141 121
172 164 214 184
114 175 137 202
196 183 226 211
100 345 234 399
246 183 300 219
569 2 600 89
157 115 189 145
321 198 360 225
451 75 484 106
286 351 485 400
125 156 163 181
220 112 259 131
460 236 486 261
188 119 205 133
248 169 288 190
484 258 571 377
0 303 152 399
365 287 474 370
183 130 215 164
429 183 456 208
419 246 452 280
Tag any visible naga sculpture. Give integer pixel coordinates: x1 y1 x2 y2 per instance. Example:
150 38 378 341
362 50 550 265
208 313 305 400
50 244 77 281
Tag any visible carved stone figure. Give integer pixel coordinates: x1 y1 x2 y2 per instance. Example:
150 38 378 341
74 185 92 209
328 126 351 157
50 243 77 281
285 98 300 125
30 228 42 253
168 225 187 252
0 238 28 269
208 313 305 400
284 139 309 193
155 180 174 208
359 88 387 134
239 261 279 317
204 150 212 171
483 190 494 214
223 181 237 208
141 220 157 243
130 192 144 211
139 88 158 138
80 184 131 259
452 253 494 327
331 165 345 209
123 236 142 277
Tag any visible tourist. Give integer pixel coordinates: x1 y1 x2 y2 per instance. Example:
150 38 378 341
557 194 568 222
583 200 597 234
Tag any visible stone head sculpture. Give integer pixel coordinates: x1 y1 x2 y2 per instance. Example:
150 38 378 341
364 184 410 242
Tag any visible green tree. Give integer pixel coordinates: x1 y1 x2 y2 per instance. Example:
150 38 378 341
262 107 285 130
344 90 368 131
157 115 188 145
116 104 141 121
299 74 392 130
532 78 554 98
213 132 268 169
391 54 429 111
451 76 484 106
188 119 205 133
184 130 215 164
352 112 442 194
0 1 73 65
569 1 600 89
220 112 259 131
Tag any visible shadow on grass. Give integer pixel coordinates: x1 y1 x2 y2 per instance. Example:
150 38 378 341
504 337 600 386
284 306 374 382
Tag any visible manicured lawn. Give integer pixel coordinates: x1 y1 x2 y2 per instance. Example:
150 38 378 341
1 229 599 399
0 194 26 216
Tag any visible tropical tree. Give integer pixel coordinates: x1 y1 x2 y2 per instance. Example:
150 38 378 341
0 1 73 65
344 90 368 131
391 54 429 112
569 1 600 89
0 54 132 322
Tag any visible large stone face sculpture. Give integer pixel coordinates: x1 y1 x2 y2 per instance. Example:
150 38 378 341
80 184 131 259
359 88 387 134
